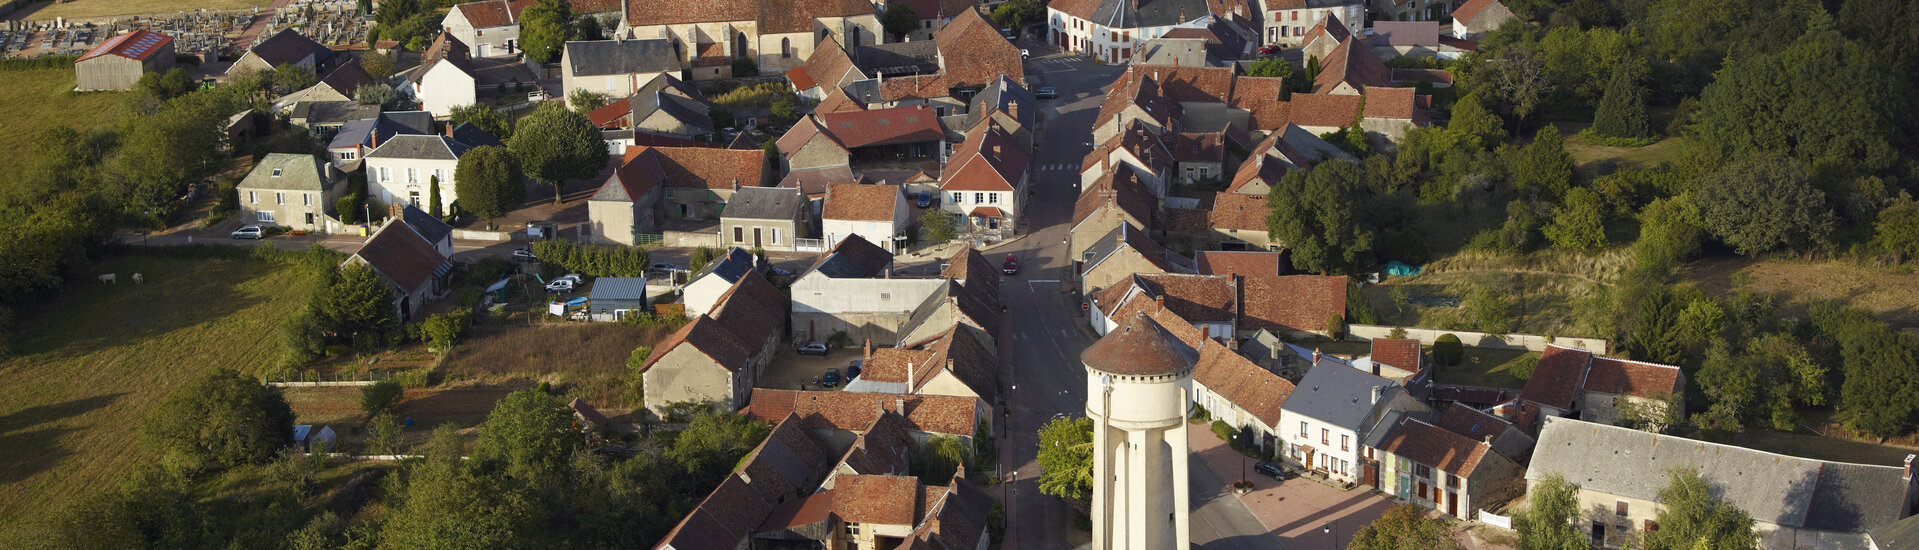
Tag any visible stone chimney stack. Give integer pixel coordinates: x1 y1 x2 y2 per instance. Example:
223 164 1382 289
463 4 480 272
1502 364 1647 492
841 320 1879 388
907 361 916 392
1155 295 1165 310
1906 454 1915 482
389 203 403 220
946 358 954 373
1371 385 1382 405
896 396 906 414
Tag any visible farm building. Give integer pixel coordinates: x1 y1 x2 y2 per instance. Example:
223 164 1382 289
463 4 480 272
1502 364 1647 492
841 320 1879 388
586 277 648 321
75 30 175 91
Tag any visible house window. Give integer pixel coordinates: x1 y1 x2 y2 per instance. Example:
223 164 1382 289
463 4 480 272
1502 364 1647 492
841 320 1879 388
1340 434 1349 451
988 193 999 204
770 227 781 244
1292 11 1300 20
881 292 891 300
782 38 792 58
257 211 275 223
1446 473 1459 489
1320 428 1328 445
275 192 284 205
408 190 420 207
247 191 257 204
379 167 390 182
1199 167 1209 178
1298 421 1306 437
1615 500 1629 516
434 169 446 184
974 192 985 204
302 193 311 206
845 522 860 535
952 192 963 204
1415 464 1432 479
406 168 418 184
733 226 745 242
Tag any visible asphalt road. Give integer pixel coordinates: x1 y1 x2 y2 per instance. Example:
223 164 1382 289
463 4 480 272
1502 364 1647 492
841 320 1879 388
998 45 1278 549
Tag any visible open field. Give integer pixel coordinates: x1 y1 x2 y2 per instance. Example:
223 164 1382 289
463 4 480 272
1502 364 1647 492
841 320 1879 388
1553 121 1691 173
285 385 515 452
440 323 673 407
1680 256 1919 331
0 251 320 533
0 69 126 175
8 0 270 21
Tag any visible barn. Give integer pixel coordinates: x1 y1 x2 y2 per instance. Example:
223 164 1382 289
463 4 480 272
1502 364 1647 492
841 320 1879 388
75 30 175 91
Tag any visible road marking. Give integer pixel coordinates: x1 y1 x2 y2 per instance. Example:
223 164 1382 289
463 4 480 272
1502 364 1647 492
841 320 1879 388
1026 279 1060 283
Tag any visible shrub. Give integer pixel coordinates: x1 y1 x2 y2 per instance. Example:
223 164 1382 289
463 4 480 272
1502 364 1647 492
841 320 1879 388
1210 420 1234 441
1433 334 1463 366
625 346 652 408
421 307 471 352
530 239 649 277
1326 313 1345 339
1510 354 1540 380
360 380 404 416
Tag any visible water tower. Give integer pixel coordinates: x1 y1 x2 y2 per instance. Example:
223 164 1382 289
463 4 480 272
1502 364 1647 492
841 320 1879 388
1083 311 1194 550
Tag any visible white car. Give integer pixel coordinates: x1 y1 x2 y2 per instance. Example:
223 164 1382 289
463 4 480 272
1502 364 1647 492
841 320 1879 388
545 274 583 293
511 248 537 261
231 225 264 239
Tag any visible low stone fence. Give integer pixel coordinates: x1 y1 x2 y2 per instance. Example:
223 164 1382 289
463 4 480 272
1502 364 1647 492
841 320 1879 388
452 228 516 241
1344 324 1609 354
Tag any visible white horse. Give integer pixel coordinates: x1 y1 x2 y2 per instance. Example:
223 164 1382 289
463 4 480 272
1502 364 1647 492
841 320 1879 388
98 273 116 284
132 273 144 284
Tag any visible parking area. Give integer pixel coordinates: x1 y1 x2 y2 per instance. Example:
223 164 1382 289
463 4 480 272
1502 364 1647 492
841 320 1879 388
757 347 862 391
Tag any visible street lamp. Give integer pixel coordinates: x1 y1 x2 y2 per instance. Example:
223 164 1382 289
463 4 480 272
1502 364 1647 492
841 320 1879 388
1324 523 1339 549
1231 433 1246 483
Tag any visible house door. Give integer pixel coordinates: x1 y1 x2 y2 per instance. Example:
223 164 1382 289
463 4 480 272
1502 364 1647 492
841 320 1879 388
1361 462 1378 488
752 227 762 247
678 204 689 219
1417 481 1428 500
1445 491 1457 516
305 212 315 226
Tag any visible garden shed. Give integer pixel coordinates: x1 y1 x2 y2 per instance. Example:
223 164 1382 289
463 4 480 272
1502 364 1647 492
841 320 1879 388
586 278 648 321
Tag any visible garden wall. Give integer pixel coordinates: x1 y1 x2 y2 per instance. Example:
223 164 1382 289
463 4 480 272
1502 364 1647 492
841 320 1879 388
1343 324 1609 354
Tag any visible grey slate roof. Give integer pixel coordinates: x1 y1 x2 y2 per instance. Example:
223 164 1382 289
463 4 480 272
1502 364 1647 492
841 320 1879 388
329 113 434 149
399 205 452 245
1530 416 1915 534
632 91 715 134
690 247 757 283
1083 0 1209 29
956 76 1036 131
1280 358 1395 429
1874 514 1919 550
292 101 381 125
366 134 472 161
721 186 804 221
238 153 331 191
587 277 649 301
449 122 505 148
807 234 893 279
1135 38 1212 67
563 39 678 77
381 111 435 135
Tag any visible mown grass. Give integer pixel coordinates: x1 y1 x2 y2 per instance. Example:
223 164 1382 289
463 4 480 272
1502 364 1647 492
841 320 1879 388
1680 256 1919 331
1554 121 1691 173
1431 349 1537 388
18 0 270 21
0 251 321 535
0 69 127 175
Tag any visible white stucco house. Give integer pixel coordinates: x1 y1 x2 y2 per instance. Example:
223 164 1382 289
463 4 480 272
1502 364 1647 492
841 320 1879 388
409 34 478 117
822 183 909 253
442 0 522 57
1261 0 1365 47
364 135 472 216
1047 0 1226 64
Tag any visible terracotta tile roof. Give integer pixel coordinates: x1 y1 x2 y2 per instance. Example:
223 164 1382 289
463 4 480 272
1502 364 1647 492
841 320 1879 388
1489 398 1541 433
968 206 1004 217
823 183 901 222
759 0 878 33
1107 123 1175 176
1238 275 1347 333
638 271 786 373
775 117 840 156
409 33 472 85
797 37 857 92
889 0 981 22
1125 273 1238 323
1281 93 1363 127
1227 141 1289 194
624 0 869 28
1092 279 1138 317
758 490 834 531
1298 13 1351 46
1520 345 1591 410
816 105 946 148
832 474 921 525
815 87 866 113
1049 0 1103 19
1196 251 1279 276
1453 0 1504 23
1169 132 1224 163
1582 356 1684 399
1073 164 1156 231
905 475 993 549
649 146 769 190
877 8 1023 100
586 96 632 128
1208 191 1270 231
351 220 448 291
1193 340 1295 426
1376 417 1492 476
930 324 999 402
1313 37 1393 94
1435 403 1516 441
1093 73 1182 132
79 30 173 62
1163 207 1211 233
1362 86 1418 120
940 247 1000 288
838 411 916 475
600 145 666 201
657 474 770 549
940 124 1028 192
1369 338 1423 372
1127 65 1237 103
1083 311 1200 376
744 389 982 436
858 347 939 385
453 0 514 28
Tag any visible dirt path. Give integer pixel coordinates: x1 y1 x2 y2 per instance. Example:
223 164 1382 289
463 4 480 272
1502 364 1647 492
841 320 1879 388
230 0 294 51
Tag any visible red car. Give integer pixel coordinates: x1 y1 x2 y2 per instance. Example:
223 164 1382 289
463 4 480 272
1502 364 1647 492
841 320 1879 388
1259 44 1283 55
1001 254 1019 275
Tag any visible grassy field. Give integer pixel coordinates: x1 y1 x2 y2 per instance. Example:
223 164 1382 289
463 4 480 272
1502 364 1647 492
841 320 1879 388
0 69 127 175
440 323 675 408
0 251 321 533
1680 256 1919 331
285 385 512 453
13 0 270 21
1554 122 1691 173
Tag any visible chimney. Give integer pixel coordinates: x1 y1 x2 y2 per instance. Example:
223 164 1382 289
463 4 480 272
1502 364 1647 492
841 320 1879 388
1155 295 1165 311
444 123 454 137
389 203 403 220
907 361 916 391
1009 101 1018 119
945 358 954 373
1371 385 1382 405
1483 434 1494 444
896 396 906 414
992 144 1001 158
875 397 884 416
862 339 872 363
1312 347 1321 364
1906 454 1915 482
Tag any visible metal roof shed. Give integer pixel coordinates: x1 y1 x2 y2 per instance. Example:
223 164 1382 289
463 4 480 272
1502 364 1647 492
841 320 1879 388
587 277 649 321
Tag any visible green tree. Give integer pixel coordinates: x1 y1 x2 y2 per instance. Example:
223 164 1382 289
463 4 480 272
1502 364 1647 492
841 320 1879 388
1627 285 1689 365
1543 187 1606 251
450 103 513 141
378 425 538 549
510 102 608 205
1589 59 1650 139
355 83 405 110
666 408 772 481
271 64 318 94
1510 127 1575 200
881 2 920 41
314 263 398 346
1873 194 1919 263
1432 333 1464 366
141 368 296 468
1036 416 1094 501
1266 159 1377 274
1514 474 1588 550
1350 503 1461 550
769 96 800 126
361 51 396 80
361 380 405 417
455 145 525 228
914 435 972 484
1245 57 1294 79
1642 466 1758 550
427 174 442 217
919 209 958 243
518 0 576 64
1813 301 1919 439
568 88 609 112
1448 92 1506 146
366 413 403 455
689 246 719 272
472 389 581 484
1693 155 1834 255
422 308 471 352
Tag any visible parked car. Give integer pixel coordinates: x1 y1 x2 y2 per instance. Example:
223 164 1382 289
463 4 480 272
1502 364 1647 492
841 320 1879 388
1001 254 1019 275
1259 44 1282 55
231 225 264 240
649 262 681 272
1021 48 1030 59
915 192 936 208
1254 461 1294 480
1035 86 1058 99
820 368 841 388
511 248 537 261
1051 412 1069 422
846 359 862 380
545 274 583 293
527 89 547 101
797 343 829 355
767 266 792 277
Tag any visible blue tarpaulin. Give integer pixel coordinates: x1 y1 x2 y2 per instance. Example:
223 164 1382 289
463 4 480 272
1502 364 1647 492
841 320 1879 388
1384 261 1423 277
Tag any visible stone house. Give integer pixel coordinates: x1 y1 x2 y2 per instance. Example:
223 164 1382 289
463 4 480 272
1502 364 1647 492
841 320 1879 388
559 39 680 107
652 146 773 220
75 30 174 91
1260 0 1364 48
1190 324 1296 451
344 215 453 320
1530 416 1919 549
441 0 522 57
275 60 376 113
614 0 882 77
636 270 787 413
1090 273 1238 340
408 34 477 117
236 153 343 232
784 36 867 101
842 323 999 405
1312 37 1393 95
1077 223 1194 297
1432 403 1534 464
1368 416 1525 518
777 105 948 174
822 183 909 253
1208 191 1274 250
1518 344 1685 431
588 147 671 245
1081 122 1174 199
719 186 809 252
230 28 332 75
1298 13 1352 62
1069 164 1157 263
1451 0 1516 39
872 7 1025 106
1046 0 1237 64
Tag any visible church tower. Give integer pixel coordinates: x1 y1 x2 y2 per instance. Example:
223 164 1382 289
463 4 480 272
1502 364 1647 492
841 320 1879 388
1083 311 1194 550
